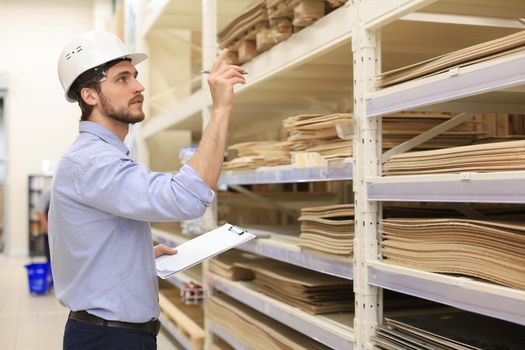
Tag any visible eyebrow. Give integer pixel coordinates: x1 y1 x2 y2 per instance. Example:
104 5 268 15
111 69 138 80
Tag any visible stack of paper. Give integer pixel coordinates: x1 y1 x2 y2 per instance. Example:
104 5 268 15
208 294 331 350
236 259 353 314
382 218 525 290
384 140 525 175
298 204 354 256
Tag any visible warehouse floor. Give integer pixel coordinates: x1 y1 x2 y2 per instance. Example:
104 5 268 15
0 255 178 349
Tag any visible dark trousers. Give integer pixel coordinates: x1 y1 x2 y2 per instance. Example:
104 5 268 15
63 319 157 350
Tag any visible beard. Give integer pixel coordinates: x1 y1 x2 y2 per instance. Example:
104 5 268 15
99 91 145 125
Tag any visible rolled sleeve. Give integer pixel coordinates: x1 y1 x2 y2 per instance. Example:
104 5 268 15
177 164 215 206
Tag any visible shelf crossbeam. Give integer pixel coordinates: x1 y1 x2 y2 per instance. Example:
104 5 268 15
367 51 525 118
219 163 353 186
209 275 355 350
368 171 525 203
362 0 437 30
368 261 525 326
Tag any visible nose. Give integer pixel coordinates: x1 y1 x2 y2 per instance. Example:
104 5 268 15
133 78 145 94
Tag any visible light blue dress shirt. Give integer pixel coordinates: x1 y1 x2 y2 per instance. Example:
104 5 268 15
48 121 213 323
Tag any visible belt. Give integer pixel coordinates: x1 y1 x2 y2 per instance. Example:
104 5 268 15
69 310 160 336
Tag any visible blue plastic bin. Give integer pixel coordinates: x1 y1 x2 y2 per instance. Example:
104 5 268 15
25 262 52 294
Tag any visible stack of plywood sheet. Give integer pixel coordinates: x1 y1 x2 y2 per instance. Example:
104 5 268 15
236 259 353 314
383 140 525 175
374 310 525 350
382 218 525 290
207 294 331 350
298 204 354 256
211 337 234 350
223 141 291 171
378 30 525 88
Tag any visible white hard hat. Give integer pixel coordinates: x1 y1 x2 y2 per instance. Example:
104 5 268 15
58 31 147 102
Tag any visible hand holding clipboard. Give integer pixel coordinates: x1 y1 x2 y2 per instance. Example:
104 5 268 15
155 224 255 279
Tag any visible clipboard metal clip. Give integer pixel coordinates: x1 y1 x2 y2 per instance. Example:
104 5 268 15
228 225 246 235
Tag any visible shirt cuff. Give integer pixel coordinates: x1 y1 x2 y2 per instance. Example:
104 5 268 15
178 164 215 206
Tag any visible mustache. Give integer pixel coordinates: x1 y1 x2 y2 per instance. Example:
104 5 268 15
129 95 144 105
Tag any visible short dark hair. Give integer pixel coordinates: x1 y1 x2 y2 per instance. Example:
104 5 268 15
68 58 131 121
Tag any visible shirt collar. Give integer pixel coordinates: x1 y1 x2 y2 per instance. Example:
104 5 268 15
79 121 130 156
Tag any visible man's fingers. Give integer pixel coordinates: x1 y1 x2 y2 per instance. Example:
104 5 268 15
211 49 229 73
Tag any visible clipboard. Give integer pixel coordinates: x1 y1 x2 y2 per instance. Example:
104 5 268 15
155 223 255 279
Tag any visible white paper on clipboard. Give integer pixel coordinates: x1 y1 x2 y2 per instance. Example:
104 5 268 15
155 223 255 279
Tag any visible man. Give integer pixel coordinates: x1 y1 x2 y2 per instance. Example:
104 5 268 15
50 31 245 349
35 184 51 263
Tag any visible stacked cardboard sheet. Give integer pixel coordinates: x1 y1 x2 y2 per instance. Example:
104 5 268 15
382 218 525 290
378 30 525 88
284 113 353 161
223 141 291 171
298 204 354 256
236 259 353 314
209 250 267 281
208 294 331 350
383 140 525 175
374 310 525 350
382 112 483 150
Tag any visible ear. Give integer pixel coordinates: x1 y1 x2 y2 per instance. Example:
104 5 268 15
80 87 99 107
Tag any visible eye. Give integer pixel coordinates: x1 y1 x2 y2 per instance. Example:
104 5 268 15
118 76 127 82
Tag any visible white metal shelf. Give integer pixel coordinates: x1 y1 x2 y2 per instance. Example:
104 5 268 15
362 0 435 30
368 261 525 326
366 50 525 118
207 321 251 350
219 162 353 185
209 274 355 350
159 313 194 350
238 229 352 280
367 171 525 203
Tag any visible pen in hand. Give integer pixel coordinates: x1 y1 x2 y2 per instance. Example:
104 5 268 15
201 70 248 75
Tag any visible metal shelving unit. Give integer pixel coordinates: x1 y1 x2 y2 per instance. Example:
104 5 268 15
136 0 525 349
358 1 525 348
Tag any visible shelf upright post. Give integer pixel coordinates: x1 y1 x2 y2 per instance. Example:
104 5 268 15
352 1 382 349
201 0 218 349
